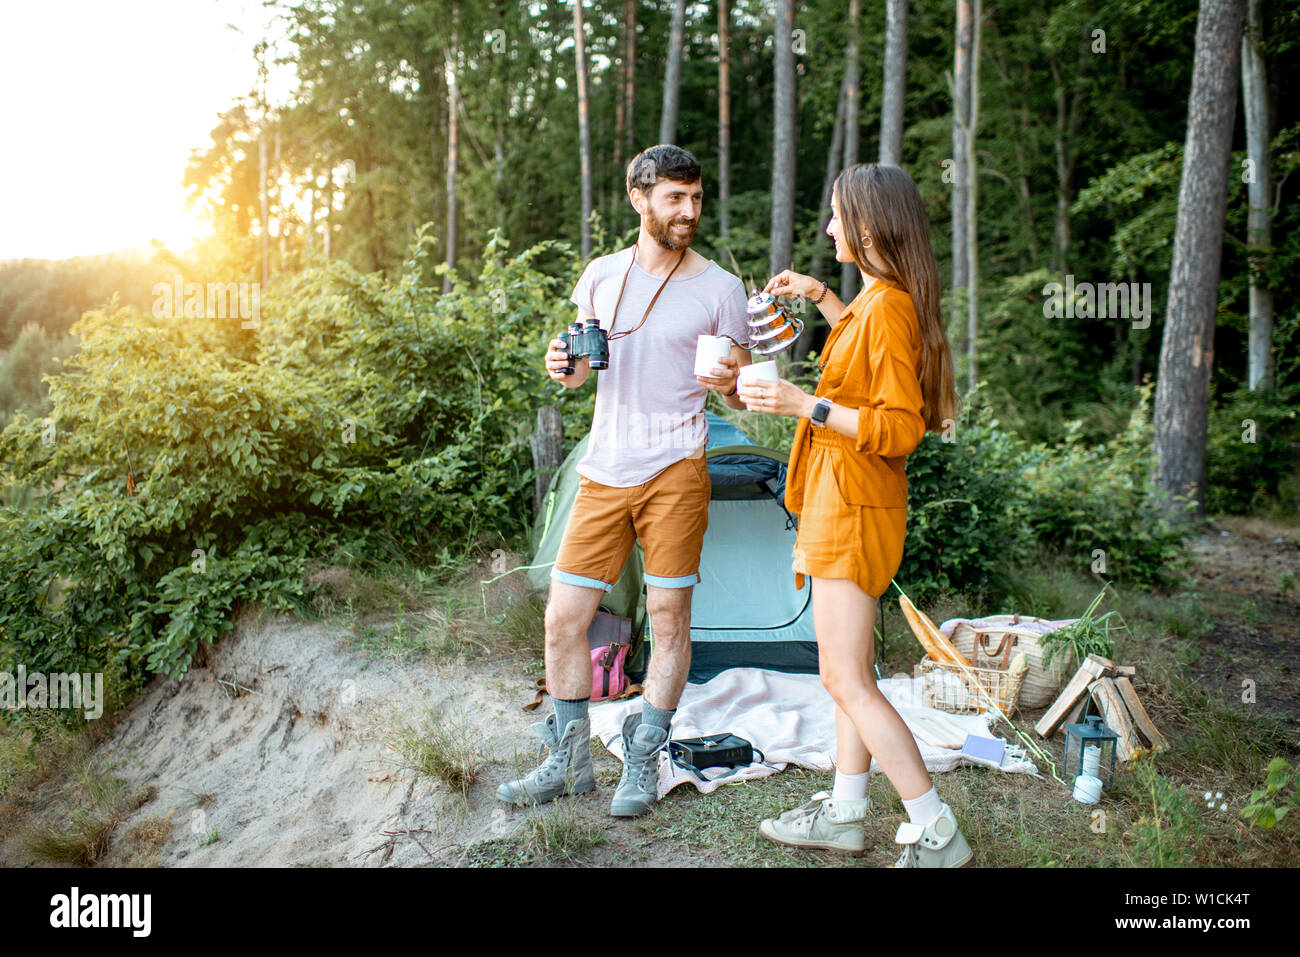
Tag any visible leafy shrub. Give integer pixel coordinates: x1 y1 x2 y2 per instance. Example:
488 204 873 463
898 397 1033 604
0 229 590 693
1205 383 1300 515
1241 757 1299 830
1018 385 1191 588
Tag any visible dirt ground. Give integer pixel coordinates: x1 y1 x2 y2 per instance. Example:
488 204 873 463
1 520 1297 868
1187 521 1300 736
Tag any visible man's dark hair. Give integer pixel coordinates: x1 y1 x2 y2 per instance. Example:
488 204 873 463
626 145 701 198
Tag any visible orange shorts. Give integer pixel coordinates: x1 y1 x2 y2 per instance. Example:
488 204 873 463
791 443 906 599
552 454 711 591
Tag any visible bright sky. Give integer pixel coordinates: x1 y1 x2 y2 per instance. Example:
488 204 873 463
0 0 290 261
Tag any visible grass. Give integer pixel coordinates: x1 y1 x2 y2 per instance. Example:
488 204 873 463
20 763 156 866
124 816 172 863
384 707 484 799
520 800 607 863
1 709 165 866
307 544 547 666
562 545 1300 869
451 526 1298 869
6 503 1295 869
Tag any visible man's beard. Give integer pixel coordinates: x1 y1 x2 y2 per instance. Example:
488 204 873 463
647 207 697 251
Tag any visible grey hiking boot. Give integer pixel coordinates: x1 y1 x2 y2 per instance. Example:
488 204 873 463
891 803 973 868
495 713 595 806
609 712 669 817
759 790 872 855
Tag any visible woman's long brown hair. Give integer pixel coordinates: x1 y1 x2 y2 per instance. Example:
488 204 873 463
833 163 958 432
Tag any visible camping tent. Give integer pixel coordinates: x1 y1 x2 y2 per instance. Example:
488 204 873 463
528 413 819 682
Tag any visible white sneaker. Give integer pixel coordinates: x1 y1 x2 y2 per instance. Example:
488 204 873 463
892 803 973 868
759 791 871 855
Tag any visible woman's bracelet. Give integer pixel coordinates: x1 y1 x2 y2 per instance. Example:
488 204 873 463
811 280 829 305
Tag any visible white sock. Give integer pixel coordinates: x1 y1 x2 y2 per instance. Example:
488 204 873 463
901 787 943 827
831 770 869 800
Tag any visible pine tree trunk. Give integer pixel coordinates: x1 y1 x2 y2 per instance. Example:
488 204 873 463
879 0 908 167
951 0 972 343
661 0 687 144
259 134 269 285
840 0 861 303
323 176 332 261
1242 0 1274 392
275 129 286 269
306 172 315 255
575 0 593 260
623 0 638 235
796 74 850 365
1154 0 1246 520
718 0 732 240
624 0 637 160
993 37 1040 266
615 6 628 163
769 0 797 278
965 0 981 392
444 19 459 293
1050 56 1081 275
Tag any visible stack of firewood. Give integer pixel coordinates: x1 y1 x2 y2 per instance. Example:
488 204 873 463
1033 654 1167 761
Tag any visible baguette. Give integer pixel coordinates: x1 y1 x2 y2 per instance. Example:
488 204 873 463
898 594 973 668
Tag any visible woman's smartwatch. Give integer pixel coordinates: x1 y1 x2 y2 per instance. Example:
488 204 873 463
810 398 832 427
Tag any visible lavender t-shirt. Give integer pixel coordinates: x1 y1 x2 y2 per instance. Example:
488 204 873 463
570 248 751 487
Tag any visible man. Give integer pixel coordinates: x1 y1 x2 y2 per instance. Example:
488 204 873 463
497 145 752 816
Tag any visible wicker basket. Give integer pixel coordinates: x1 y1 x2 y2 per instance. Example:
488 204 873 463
918 655 1026 717
944 615 1078 709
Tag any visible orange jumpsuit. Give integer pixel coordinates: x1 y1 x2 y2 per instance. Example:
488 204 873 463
785 279 927 598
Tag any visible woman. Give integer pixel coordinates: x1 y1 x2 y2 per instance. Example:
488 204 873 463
738 163 968 867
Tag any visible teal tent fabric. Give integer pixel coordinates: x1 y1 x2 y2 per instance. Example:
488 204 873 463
528 413 818 681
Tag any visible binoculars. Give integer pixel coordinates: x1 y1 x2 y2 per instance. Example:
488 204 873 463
559 319 610 374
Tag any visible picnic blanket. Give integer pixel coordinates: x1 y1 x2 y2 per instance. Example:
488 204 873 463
589 667 1040 796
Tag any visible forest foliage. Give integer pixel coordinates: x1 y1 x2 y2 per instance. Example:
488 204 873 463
1 0 1298 694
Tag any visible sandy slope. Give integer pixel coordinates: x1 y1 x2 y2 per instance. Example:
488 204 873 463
6 610 546 867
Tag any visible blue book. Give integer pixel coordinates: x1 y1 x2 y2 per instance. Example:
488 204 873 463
961 734 1005 766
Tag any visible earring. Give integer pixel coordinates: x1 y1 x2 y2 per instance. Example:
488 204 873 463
861 236 873 249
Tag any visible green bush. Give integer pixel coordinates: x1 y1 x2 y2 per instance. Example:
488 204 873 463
0 225 1201 702
1018 385 1191 588
898 385 1191 603
897 397 1033 604
1205 383 1300 515
0 229 590 694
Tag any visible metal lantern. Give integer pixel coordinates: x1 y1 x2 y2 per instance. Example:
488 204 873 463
1062 714 1118 790
746 292 805 356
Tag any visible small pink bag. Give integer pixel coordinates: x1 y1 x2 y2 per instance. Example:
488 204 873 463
523 608 637 711
588 609 632 701
591 643 629 700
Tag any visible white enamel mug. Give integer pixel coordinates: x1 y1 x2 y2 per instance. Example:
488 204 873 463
736 360 779 409
694 334 734 377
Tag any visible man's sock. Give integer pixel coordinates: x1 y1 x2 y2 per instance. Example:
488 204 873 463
639 699 675 734
553 696 589 732
831 769 869 800
901 786 943 828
